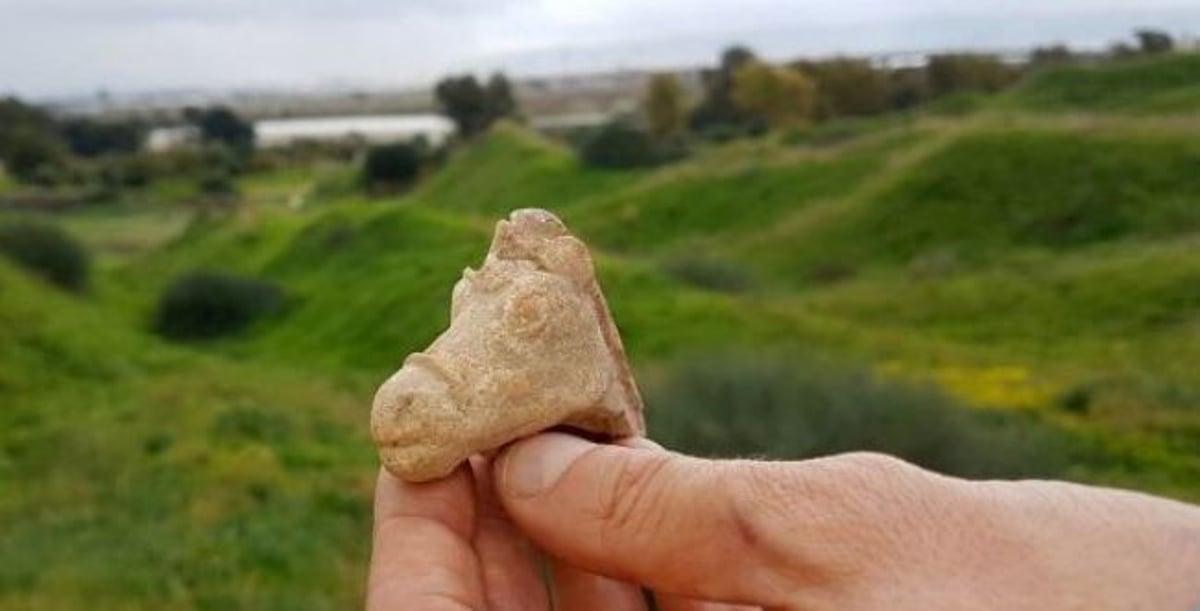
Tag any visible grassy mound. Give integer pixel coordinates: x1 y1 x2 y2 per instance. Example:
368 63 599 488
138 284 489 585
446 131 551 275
0 261 138 391
0 262 374 610
741 127 1200 282
568 131 921 253
1012 53 1200 113
119 204 812 374
414 122 641 216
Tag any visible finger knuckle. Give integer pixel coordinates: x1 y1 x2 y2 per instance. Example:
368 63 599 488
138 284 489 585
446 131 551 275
834 451 913 477
596 451 675 544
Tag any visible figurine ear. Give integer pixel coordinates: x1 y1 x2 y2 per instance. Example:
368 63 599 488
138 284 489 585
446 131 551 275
450 267 475 319
536 236 594 286
488 219 520 260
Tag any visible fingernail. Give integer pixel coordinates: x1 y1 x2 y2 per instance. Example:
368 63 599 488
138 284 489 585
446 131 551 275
501 433 595 498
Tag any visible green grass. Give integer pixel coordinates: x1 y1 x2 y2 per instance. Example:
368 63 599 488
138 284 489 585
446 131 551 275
1011 52 1200 113
739 127 1200 283
0 168 16 194
567 129 925 253
414 122 644 216
0 261 375 610
54 204 193 265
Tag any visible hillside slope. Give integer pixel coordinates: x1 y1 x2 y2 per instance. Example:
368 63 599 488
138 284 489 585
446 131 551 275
0 263 374 610
1011 52 1200 113
736 124 1200 282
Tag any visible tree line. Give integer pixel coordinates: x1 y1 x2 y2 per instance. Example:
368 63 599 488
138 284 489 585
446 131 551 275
578 28 1182 169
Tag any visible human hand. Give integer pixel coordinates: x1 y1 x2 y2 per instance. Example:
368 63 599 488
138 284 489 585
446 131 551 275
370 433 1200 610
367 453 663 611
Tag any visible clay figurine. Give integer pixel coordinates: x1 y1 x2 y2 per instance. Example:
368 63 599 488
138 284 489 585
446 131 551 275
371 209 644 482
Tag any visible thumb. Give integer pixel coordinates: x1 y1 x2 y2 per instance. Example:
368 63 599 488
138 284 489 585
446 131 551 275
492 433 879 606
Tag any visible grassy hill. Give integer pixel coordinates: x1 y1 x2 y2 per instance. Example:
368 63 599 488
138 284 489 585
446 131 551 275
4 55 1200 608
737 125 1200 282
0 262 375 609
1010 52 1200 113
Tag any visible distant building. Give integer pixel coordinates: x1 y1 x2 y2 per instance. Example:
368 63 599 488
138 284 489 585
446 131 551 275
254 114 455 148
146 126 199 151
146 114 455 151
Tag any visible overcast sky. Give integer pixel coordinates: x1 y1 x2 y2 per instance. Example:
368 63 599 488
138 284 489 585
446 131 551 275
2 0 1197 98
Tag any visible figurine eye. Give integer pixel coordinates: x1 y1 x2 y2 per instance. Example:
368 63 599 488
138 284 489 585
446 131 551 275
505 288 550 337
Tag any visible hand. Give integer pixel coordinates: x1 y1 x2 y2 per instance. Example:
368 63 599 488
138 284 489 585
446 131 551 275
367 453 661 611
370 433 1200 610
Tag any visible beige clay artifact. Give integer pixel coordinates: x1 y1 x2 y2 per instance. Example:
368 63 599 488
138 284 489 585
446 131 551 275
371 209 644 482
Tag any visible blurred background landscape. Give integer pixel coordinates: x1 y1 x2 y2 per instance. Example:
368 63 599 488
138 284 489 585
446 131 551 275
2 1 1200 608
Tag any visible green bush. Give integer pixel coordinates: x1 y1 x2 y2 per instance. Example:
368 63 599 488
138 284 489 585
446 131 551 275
153 272 282 340
578 121 671 169
362 142 421 188
0 221 88 291
646 355 1069 478
794 58 891 119
926 54 1020 97
661 255 753 293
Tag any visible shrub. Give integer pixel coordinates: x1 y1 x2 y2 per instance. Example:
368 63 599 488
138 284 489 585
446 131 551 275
795 58 891 119
362 142 421 188
153 272 282 340
641 73 687 139
0 221 88 291
661 255 753 293
186 106 255 153
97 153 154 189
435 72 518 139
2 130 64 185
578 122 659 169
731 61 817 128
689 45 763 134
59 118 145 158
646 355 1069 478
1135 29 1174 55
888 67 930 111
926 54 1020 98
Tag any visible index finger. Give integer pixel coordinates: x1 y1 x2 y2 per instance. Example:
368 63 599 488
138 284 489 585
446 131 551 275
367 466 487 611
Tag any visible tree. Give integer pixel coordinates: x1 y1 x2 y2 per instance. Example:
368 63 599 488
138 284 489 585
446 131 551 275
641 73 686 139
2 130 63 185
795 58 890 119
689 45 762 132
59 118 145 157
435 72 519 139
1135 29 1174 55
1030 45 1074 68
731 62 817 129
485 73 517 122
363 142 421 188
0 97 65 184
578 121 659 169
889 67 930 110
0 221 89 291
1109 42 1140 60
435 75 489 137
926 54 1019 98
186 106 255 153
